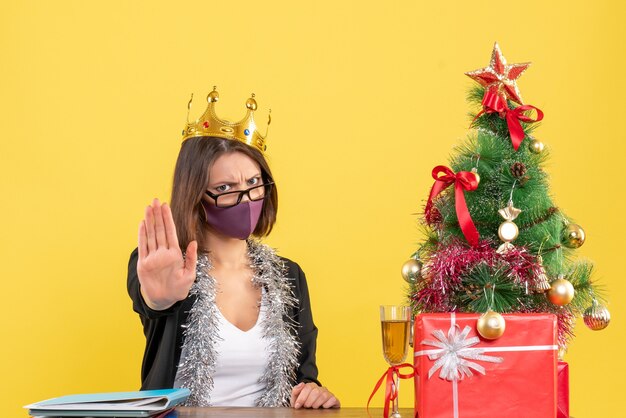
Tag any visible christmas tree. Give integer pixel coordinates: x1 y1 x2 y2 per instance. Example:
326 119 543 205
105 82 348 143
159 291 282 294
404 43 610 352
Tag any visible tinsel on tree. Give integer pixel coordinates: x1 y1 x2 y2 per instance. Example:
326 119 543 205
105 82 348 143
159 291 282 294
403 43 610 353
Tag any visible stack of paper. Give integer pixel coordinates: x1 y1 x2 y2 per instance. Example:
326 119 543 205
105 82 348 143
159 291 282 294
24 389 189 417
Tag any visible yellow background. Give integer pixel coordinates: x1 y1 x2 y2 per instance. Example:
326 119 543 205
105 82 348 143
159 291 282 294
1 1 624 416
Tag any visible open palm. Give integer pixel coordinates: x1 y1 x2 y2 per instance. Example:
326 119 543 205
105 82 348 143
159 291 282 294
137 198 198 311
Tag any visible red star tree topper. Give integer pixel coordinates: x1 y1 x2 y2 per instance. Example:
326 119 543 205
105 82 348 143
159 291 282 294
465 42 531 105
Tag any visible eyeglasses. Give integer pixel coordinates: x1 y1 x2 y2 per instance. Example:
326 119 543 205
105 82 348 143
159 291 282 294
205 181 274 208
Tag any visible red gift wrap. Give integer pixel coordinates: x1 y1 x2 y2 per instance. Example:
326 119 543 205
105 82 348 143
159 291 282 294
557 361 569 418
414 313 557 418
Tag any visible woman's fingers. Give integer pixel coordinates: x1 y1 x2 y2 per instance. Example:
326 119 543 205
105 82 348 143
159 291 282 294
293 386 311 409
291 383 339 409
322 395 340 409
138 220 148 259
309 389 330 408
302 386 322 408
145 205 157 253
162 203 180 251
290 383 305 407
293 383 315 409
184 240 198 280
152 198 168 249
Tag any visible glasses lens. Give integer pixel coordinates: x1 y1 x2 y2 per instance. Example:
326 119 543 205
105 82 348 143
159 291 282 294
249 183 271 201
214 183 272 207
215 193 240 207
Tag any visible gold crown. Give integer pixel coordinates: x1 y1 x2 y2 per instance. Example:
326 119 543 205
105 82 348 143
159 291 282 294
182 86 270 153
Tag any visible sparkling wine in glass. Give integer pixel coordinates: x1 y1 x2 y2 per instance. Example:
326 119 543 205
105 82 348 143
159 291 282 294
380 305 410 418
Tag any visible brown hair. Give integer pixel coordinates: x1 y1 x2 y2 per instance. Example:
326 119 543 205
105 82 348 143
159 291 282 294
169 136 278 251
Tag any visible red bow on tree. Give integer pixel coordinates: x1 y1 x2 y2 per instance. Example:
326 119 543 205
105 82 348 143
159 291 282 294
424 165 480 247
477 87 544 151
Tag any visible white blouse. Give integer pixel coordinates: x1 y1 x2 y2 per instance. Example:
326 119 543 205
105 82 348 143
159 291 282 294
174 289 270 406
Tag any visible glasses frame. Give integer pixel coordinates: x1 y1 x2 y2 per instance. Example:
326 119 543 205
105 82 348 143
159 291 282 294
205 180 275 208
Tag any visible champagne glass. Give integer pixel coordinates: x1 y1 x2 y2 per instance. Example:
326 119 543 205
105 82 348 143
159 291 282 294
380 305 410 418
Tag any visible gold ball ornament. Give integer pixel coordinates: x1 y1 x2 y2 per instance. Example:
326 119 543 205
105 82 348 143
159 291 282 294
477 310 506 340
529 139 545 154
562 223 585 248
401 258 423 284
547 276 575 306
498 221 519 242
583 301 611 330
471 167 480 185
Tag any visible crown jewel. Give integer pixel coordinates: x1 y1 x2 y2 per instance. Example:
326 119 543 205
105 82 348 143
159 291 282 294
182 86 270 153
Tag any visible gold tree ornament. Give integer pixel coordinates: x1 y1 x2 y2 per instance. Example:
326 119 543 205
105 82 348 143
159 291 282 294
562 223 586 248
533 255 552 292
583 300 611 331
401 258 423 284
529 138 545 154
497 201 522 253
476 286 506 340
547 275 575 306
471 167 480 185
477 310 506 340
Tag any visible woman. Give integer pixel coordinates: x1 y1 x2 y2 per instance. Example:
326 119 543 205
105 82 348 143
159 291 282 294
126 90 340 409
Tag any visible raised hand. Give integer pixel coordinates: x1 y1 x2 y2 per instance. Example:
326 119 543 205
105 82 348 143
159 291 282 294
137 198 198 311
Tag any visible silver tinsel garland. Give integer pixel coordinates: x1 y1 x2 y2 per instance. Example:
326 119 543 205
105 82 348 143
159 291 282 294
176 240 300 407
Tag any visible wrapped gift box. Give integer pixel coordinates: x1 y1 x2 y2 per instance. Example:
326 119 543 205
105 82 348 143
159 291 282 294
557 361 569 418
414 313 557 418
